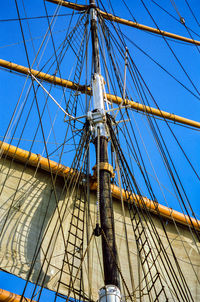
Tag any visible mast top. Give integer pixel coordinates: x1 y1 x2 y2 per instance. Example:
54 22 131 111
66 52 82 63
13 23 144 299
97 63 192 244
89 0 96 7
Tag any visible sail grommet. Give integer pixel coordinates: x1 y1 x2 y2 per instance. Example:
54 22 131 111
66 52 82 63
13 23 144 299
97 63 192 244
99 285 122 302
92 162 115 178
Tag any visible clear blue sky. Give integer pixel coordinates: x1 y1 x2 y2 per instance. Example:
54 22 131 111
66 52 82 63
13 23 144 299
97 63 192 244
0 0 200 300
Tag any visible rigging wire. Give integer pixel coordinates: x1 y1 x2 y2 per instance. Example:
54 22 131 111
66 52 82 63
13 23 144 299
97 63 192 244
169 0 184 22
21 0 62 157
117 30 200 101
106 0 197 248
0 30 65 49
7 2 86 300
103 1 200 102
150 0 200 38
96 4 200 298
20 124 91 302
0 13 81 22
107 115 193 301
96 5 200 297
139 0 200 97
3 8 87 160
15 5 91 298
169 0 200 54
102 12 200 184
100 23 198 228
126 54 200 235
184 0 200 27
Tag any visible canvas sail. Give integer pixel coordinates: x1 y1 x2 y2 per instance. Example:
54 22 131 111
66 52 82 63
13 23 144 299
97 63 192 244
1 155 200 301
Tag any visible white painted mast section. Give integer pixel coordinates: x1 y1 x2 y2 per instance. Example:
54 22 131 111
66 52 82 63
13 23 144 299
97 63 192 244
92 73 105 111
88 7 107 138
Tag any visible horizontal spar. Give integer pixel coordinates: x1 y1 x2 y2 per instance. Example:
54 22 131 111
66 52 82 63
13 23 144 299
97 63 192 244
1 58 200 129
45 0 200 46
0 289 36 302
107 94 200 129
100 11 200 46
0 59 87 93
46 0 87 11
1 140 199 230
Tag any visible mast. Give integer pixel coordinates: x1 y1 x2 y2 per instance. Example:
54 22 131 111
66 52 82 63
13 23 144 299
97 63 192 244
89 0 121 299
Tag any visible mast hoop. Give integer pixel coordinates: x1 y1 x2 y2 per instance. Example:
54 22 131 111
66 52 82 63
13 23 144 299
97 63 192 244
92 162 115 178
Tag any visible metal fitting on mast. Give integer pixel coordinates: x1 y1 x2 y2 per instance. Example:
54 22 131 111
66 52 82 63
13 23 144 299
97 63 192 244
99 285 122 302
87 73 107 137
90 5 97 20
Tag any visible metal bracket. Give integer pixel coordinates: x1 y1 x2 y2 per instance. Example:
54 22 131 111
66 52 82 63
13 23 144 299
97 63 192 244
90 7 97 20
87 109 106 123
87 110 107 137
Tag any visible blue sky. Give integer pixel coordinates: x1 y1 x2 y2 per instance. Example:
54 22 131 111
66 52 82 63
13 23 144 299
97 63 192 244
0 0 200 300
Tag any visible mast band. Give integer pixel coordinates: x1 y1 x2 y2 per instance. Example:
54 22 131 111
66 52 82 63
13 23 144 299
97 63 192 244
93 163 115 178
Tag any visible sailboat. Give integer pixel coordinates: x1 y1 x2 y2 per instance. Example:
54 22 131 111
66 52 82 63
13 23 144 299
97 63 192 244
0 0 200 301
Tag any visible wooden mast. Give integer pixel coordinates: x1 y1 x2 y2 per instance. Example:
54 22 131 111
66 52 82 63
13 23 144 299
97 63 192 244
89 0 120 289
